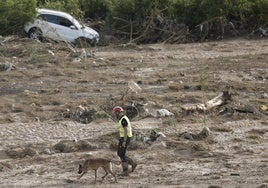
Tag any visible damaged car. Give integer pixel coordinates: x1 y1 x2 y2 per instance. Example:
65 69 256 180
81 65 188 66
24 8 99 46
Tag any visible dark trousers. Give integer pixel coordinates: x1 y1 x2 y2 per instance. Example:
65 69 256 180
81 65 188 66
117 137 131 162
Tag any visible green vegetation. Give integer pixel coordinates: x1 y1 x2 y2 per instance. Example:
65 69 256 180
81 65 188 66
0 0 36 35
0 0 267 42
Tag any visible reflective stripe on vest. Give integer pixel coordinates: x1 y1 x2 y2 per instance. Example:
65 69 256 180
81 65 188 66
119 115 132 138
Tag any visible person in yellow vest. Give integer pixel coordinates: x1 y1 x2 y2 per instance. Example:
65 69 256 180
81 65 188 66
112 106 137 176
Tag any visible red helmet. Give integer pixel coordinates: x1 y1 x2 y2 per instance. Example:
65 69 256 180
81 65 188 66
113 106 123 113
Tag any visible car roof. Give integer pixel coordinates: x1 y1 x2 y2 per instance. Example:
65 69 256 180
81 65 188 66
37 8 74 20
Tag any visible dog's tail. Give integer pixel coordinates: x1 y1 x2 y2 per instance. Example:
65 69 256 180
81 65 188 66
109 159 121 165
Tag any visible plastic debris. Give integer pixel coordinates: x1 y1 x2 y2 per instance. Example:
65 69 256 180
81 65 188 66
259 105 267 111
80 48 87 59
48 50 55 56
151 109 174 117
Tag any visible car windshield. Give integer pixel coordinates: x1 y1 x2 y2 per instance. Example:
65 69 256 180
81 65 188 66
72 17 83 29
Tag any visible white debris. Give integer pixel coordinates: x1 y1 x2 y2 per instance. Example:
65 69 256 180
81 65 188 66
48 50 55 56
259 27 268 37
72 58 81 63
80 48 87 59
128 80 142 93
151 109 174 117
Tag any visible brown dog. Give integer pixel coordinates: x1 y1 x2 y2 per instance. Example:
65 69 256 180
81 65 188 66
78 158 120 183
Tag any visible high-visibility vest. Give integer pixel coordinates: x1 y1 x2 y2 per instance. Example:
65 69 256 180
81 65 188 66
119 115 132 138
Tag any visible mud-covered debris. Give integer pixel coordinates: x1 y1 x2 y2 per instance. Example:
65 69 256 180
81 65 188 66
61 105 97 124
5 147 37 158
48 50 55 56
54 140 97 153
132 129 167 150
42 148 53 155
80 48 87 59
0 62 15 72
259 105 267 111
0 162 12 172
259 27 268 37
132 131 151 144
181 103 206 112
180 127 210 140
124 103 146 119
149 130 166 142
148 131 167 149
151 108 174 117
234 105 259 114
128 80 142 94
262 93 268 98
182 91 231 113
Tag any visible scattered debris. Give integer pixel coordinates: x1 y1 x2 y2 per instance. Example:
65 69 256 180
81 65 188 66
72 58 81 63
61 105 97 124
47 50 55 56
148 131 167 149
5 147 37 159
80 48 87 59
128 80 142 94
206 91 232 109
132 131 151 144
132 129 166 145
42 148 53 155
0 162 12 172
181 90 231 113
234 105 259 114
149 130 166 144
181 103 206 113
262 93 268 98
0 62 15 72
151 109 174 117
259 105 267 111
54 140 97 153
180 127 210 140
259 27 268 37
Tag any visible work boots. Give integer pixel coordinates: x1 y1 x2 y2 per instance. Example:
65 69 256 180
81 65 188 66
126 156 138 173
119 162 129 176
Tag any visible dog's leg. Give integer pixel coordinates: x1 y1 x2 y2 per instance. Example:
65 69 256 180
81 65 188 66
94 169 97 184
107 164 117 183
101 167 108 180
78 171 86 179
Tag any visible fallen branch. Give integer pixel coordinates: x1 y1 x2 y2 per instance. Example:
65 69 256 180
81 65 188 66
181 90 231 113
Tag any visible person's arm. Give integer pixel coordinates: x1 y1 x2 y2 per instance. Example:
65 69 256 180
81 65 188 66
123 126 128 141
122 118 128 147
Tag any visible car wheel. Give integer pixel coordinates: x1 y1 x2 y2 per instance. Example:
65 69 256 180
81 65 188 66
89 39 97 47
74 37 94 48
28 28 42 41
74 37 88 48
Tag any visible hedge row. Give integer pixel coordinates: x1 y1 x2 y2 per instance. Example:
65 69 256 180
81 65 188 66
0 0 267 42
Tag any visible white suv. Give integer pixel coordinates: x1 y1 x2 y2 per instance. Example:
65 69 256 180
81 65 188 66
24 8 99 46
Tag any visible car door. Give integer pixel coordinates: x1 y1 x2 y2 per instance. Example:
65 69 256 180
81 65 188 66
40 14 61 41
55 16 80 42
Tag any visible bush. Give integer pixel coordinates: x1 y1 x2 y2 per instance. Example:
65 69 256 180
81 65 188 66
170 0 256 29
0 0 36 36
249 0 268 26
38 0 83 18
0 0 267 42
79 0 110 20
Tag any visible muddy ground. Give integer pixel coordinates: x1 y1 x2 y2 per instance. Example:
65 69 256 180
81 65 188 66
0 36 267 188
